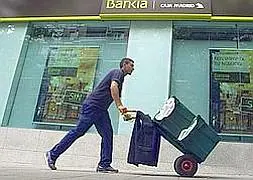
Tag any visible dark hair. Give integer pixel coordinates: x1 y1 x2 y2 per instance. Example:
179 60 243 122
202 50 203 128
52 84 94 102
120 57 134 68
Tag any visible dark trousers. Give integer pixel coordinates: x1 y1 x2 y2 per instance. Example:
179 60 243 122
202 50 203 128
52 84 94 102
49 104 113 167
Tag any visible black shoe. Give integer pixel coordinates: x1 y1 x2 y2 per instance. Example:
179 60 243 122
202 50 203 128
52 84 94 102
45 151 57 170
96 165 119 173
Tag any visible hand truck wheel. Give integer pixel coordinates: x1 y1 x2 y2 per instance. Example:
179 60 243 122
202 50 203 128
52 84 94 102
174 154 198 177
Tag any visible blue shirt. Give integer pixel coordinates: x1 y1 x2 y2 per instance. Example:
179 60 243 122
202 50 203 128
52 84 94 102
84 69 125 110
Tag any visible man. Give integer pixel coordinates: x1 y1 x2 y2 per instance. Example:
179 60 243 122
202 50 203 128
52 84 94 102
45 57 134 173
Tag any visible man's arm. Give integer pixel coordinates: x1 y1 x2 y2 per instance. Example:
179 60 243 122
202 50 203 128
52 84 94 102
110 80 127 113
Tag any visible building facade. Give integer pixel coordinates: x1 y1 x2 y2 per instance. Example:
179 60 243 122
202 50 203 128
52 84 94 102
0 0 252 176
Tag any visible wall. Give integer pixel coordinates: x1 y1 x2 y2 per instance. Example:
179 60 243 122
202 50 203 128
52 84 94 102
0 23 27 125
118 21 173 134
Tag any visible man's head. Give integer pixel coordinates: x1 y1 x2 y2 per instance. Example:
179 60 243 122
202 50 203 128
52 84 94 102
120 57 134 75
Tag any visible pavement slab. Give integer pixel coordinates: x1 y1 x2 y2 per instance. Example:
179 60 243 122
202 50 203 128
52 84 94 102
0 166 252 180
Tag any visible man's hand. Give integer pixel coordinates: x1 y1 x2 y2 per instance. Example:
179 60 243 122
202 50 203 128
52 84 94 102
118 105 128 114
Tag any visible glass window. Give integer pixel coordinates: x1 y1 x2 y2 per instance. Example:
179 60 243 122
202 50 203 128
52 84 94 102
210 48 253 134
172 21 253 137
3 21 130 134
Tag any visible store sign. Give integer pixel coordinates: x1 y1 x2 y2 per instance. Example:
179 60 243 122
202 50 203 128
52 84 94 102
210 49 251 83
212 0 253 16
211 50 249 73
101 0 211 14
241 97 253 113
64 90 87 105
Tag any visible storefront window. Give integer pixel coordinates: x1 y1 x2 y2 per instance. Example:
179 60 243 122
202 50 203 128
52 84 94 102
3 21 130 133
211 48 253 134
34 46 99 124
172 21 253 137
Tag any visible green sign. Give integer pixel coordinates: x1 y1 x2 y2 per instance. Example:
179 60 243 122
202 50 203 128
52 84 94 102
210 48 251 83
241 97 253 113
64 90 87 105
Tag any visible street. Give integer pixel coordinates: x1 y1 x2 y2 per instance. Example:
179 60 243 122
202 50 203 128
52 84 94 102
0 166 252 180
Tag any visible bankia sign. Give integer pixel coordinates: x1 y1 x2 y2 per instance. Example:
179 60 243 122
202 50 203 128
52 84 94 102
100 0 211 14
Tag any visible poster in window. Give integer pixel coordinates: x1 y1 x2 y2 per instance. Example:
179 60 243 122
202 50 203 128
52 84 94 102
210 48 253 134
34 46 99 124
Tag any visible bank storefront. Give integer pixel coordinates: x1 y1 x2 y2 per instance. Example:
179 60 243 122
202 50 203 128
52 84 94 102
1 0 253 143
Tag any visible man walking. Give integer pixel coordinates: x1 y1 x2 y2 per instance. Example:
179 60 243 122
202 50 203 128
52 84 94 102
45 57 135 173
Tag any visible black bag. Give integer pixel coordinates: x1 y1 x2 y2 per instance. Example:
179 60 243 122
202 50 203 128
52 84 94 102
127 111 161 166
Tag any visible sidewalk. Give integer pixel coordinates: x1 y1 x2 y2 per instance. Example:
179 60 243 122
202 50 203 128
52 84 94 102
0 164 252 180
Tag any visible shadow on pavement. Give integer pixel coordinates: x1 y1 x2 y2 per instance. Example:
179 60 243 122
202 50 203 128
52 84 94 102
194 175 241 179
